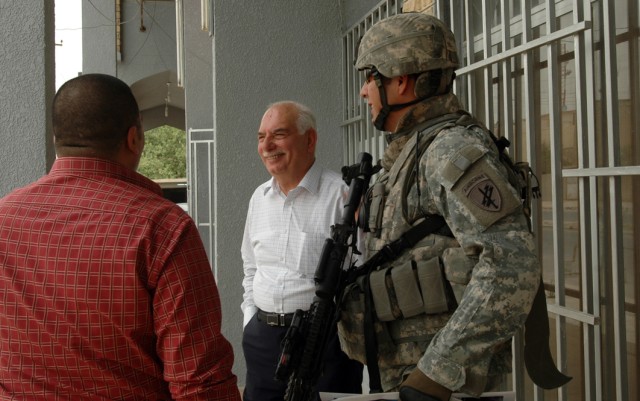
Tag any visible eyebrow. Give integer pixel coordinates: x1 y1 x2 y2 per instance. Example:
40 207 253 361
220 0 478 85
259 127 290 135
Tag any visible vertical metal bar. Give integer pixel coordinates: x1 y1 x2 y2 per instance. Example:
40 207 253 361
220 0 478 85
501 1 513 144
518 3 537 399
116 0 122 61
175 0 184 87
574 1 601 400
367 21 377 162
187 128 194 219
191 133 198 225
602 1 628 399
445 0 461 101
342 32 350 166
187 129 215 275
210 133 216 280
545 1 569 399
592 4 612 398
630 0 640 396
464 0 474 113
201 0 209 32
482 0 494 129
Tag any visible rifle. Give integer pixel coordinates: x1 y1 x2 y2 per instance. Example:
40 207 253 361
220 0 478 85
275 152 379 401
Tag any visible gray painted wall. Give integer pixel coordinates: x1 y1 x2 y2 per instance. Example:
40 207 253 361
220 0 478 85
0 0 55 197
210 1 346 383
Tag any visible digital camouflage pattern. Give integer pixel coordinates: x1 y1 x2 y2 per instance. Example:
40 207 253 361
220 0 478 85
337 90 540 395
355 13 459 77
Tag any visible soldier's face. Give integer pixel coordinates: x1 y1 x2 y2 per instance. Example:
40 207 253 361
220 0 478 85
360 70 383 124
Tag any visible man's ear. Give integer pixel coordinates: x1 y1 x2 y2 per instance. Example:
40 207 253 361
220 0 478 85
126 125 142 156
396 74 414 96
306 128 318 153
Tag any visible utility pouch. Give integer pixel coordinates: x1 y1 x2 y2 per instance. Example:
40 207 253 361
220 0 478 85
416 257 449 314
367 182 386 234
442 247 477 304
391 261 424 318
338 279 393 365
370 256 449 322
370 267 395 321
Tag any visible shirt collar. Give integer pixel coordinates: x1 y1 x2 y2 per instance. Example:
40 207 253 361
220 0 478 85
263 160 322 196
50 157 163 196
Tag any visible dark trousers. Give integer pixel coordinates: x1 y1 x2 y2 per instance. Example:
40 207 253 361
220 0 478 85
242 313 363 401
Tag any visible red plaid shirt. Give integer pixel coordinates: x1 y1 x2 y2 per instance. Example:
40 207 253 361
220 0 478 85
0 158 240 401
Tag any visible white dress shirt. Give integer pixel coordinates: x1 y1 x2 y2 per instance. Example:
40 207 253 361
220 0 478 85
241 162 348 327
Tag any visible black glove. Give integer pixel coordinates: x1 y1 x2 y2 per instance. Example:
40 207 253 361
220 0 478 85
398 368 449 401
398 386 441 401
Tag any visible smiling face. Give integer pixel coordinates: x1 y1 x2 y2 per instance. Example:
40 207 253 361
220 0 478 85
257 103 317 192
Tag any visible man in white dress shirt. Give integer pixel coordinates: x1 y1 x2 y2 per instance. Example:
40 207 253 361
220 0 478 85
241 101 363 401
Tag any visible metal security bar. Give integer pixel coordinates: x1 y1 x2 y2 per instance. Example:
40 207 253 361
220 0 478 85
341 0 639 400
187 128 217 279
341 0 403 166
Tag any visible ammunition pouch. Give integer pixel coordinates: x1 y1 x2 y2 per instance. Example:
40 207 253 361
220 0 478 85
370 257 450 322
338 255 460 368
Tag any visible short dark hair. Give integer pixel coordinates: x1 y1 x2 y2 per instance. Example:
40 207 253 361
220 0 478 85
52 74 140 158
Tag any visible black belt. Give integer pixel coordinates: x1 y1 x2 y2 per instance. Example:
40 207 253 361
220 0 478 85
256 309 295 327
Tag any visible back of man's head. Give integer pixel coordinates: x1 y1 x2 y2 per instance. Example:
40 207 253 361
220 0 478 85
52 74 140 159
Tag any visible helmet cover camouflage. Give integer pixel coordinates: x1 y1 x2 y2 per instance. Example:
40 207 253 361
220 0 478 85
355 12 459 77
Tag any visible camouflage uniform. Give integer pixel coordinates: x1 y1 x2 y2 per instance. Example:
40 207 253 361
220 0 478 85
337 13 540 396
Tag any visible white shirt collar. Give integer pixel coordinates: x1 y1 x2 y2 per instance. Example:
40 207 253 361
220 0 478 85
263 160 321 196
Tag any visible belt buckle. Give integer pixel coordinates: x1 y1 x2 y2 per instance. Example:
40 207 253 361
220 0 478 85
266 313 282 327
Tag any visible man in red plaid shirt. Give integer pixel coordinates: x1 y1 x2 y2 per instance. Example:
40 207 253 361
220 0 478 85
0 74 241 401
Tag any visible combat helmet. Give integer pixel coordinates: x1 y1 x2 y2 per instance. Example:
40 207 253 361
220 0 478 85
355 12 459 77
356 13 459 132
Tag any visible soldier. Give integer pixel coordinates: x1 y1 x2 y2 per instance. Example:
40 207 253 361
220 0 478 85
337 12 568 401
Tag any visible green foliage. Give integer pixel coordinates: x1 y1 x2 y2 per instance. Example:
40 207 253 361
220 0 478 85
138 125 186 179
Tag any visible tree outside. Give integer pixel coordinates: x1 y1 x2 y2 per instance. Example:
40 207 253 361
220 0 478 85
138 125 186 180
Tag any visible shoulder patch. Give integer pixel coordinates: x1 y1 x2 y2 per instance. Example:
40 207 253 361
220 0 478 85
451 157 521 229
463 173 502 211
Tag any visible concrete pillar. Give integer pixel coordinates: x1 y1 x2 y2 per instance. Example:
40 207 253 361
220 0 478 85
0 0 56 196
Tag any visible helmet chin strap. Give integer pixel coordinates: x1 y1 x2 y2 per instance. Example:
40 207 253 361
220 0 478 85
371 70 424 136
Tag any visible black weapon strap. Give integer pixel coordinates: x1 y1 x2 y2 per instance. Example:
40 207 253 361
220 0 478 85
362 274 382 393
360 214 449 393
357 214 449 275
524 278 573 389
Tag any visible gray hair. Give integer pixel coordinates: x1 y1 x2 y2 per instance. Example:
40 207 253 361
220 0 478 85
267 100 316 135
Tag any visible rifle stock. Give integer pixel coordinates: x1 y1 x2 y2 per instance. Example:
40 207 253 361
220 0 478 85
275 152 378 401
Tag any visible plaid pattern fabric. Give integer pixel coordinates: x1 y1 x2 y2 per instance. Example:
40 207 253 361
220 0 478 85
0 157 240 401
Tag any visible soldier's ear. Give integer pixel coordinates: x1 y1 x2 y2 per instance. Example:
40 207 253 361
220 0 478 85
396 74 413 96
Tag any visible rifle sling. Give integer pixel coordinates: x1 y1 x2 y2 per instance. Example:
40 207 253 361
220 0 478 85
360 214 448 274
362 274 383 393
